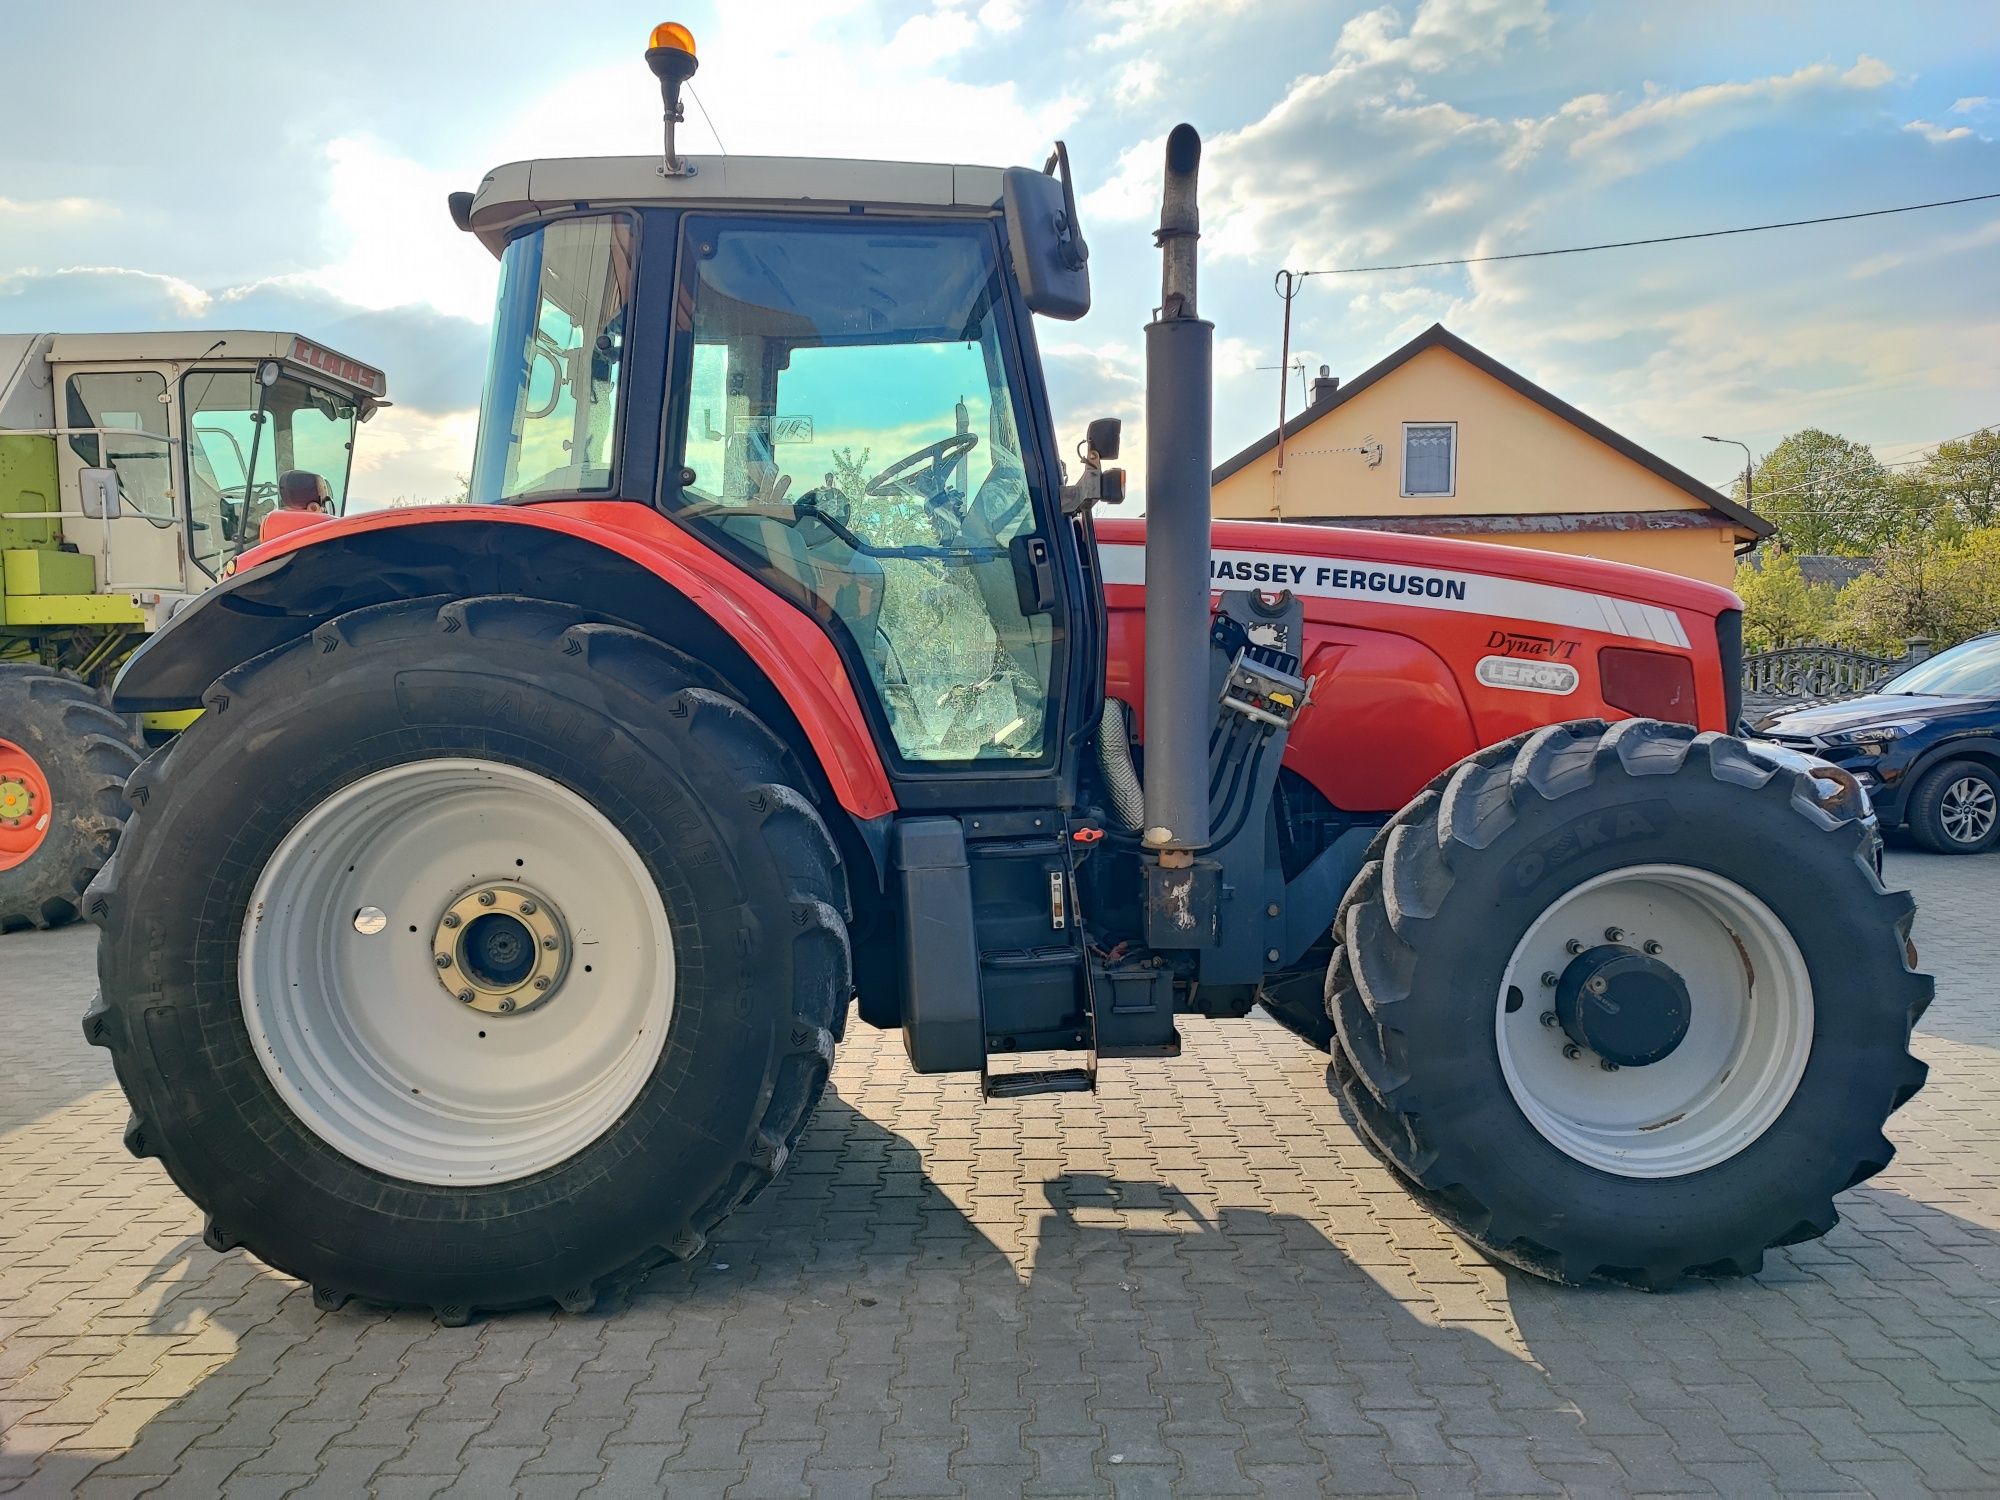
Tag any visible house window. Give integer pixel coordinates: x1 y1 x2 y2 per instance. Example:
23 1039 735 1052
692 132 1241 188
1402 422 1456 498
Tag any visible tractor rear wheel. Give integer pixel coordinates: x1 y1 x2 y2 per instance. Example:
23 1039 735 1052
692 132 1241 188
0 664 141 933
88 596 850 1321
1327 718 1932 1289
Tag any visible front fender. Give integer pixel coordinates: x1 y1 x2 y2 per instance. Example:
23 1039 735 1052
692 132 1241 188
117 502 897 822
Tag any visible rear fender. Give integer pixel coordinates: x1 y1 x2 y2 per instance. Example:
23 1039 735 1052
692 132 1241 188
114 504 897 866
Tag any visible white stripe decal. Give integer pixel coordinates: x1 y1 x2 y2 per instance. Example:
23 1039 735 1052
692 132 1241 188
1097 543 1692 649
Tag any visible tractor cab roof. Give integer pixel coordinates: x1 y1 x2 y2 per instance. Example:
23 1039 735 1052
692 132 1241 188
461 154 1009 258
38 330 388 404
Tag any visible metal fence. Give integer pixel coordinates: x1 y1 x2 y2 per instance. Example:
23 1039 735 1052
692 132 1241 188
1742 639 1930 720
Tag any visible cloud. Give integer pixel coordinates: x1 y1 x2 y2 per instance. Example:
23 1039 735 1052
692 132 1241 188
492 3 1074 168
1113 59 1164 111
0 196 115 221
1848 215 2000 279
1951 96 1992 113
1903 118 1976 144
349 407 480 508
298 136 499 325
1561 57 1895 177
1334 0 1550 73
0 265 210 320
1089 0 1257 52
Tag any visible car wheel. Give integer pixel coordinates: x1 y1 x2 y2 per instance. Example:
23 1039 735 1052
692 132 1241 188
1907 758 2000 854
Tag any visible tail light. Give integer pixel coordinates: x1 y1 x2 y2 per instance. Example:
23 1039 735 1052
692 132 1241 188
1599 646 1697 725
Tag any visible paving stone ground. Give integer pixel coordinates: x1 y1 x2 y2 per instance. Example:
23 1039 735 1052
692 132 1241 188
1 850 1996 1497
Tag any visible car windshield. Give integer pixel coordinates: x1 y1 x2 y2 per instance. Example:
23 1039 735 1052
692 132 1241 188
1880 636 2000 698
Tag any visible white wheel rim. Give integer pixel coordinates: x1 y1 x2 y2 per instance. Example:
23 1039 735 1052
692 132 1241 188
1495 864 1813 1179
1941 776 1996 844
240 759 674 1186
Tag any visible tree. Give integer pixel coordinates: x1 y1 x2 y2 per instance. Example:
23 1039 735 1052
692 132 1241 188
1743 429 1891 555
1734 551 1836 651
1921 428 2000 529
1833 525 2000 653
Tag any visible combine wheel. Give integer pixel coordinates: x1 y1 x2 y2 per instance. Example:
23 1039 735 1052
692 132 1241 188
0 665 141 932
88 597 850 1318
1327 718 1932 1289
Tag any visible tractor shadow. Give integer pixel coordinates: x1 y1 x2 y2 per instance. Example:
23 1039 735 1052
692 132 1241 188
16 1090 2000 1495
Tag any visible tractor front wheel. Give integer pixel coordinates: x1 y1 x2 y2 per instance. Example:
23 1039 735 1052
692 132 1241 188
1328 718 1932 1289
0 665 141 932
88 597 850 1320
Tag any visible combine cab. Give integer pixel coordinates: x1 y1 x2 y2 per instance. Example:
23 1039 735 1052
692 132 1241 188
0 332 385 928
86 26 1928 1319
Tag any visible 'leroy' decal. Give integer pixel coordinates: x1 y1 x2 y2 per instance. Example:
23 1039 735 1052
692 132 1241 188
1096 543 1692 649
1477 656 1580 695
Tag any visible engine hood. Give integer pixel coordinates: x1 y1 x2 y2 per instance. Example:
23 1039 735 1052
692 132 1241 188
1755 692 1982 738
1094 515 1740 620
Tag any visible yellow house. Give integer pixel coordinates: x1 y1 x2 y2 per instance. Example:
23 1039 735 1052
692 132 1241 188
1211 324 1771 588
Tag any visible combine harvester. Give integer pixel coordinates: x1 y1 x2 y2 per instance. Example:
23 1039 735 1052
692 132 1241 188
0 332 386 929
87 25 1928 1320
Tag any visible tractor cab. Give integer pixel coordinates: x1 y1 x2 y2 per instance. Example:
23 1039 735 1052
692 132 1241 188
455 139 1105 779
2 331 387 613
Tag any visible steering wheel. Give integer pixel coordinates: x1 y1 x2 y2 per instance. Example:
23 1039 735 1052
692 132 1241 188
866 434 979 497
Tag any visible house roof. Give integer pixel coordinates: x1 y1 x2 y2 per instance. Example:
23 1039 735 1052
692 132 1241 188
1212 322 1774 540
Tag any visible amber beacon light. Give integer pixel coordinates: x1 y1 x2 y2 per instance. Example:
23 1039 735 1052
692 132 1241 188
646 23 701 177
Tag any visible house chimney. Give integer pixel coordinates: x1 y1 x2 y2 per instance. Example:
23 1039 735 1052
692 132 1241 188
1311 364 1339 405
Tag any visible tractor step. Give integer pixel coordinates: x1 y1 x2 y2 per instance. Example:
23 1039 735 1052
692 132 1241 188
982 1066 1095 1099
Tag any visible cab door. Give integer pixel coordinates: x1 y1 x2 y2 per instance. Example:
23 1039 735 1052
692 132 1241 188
662 212 1088 810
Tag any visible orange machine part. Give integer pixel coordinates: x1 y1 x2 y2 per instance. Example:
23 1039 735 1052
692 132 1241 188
0 736 54 873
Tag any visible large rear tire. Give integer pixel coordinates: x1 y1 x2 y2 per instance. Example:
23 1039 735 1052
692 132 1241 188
87 597 850 1321
0 665 141 933
1327 719 1932 1289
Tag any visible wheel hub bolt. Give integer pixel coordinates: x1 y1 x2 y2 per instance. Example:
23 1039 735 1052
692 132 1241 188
1562 1043 1584 1061
477 891 496 907
1540 1011 1560 1028
1565 939 1584 955
1541 971 1559 987
1599 1058 1620 1072
1604 926 1625 943
533 976 551 991
497 998 516 1013
442 913 461 930
542 936 559 950
457 989 475 1004
520 900 538 916
1585 976 1609 996
435 953 452 969
1643 939 1663 956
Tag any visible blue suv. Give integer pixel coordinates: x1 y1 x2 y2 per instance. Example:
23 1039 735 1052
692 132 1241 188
1755 631 2000 854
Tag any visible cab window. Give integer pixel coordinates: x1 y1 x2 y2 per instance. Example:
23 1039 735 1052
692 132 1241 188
470 215 634 502
64 372 173 522
673 217 1051 765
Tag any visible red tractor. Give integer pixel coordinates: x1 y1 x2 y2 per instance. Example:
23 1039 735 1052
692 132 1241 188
85 28 1928 1321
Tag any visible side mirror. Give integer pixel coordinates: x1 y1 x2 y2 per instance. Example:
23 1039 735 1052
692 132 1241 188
79 467 123 520
1001 146 1091 321
1086 417 1122 462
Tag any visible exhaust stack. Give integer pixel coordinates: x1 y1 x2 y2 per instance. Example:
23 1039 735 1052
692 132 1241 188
1141 124 1214 859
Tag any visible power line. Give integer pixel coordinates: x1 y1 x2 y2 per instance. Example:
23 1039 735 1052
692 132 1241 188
1289 192 2000 279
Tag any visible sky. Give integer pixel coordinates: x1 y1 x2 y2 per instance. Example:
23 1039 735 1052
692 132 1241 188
3 0 1996 507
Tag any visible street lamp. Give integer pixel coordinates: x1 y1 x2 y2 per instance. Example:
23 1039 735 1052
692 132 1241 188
1703 435 1754 500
